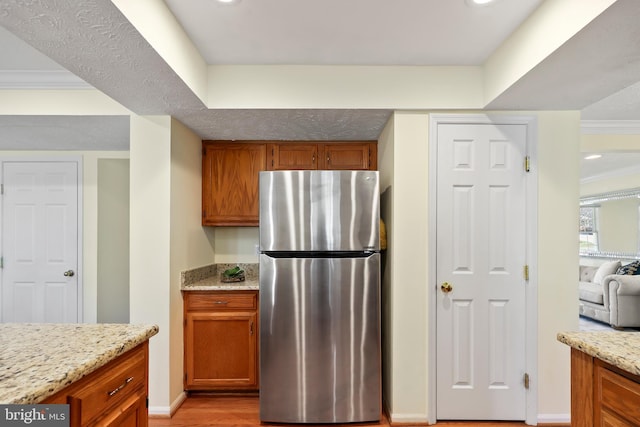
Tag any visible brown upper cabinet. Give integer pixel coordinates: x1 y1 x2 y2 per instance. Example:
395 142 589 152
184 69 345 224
202 141 377 226
267 142 377 171
202 141 266 226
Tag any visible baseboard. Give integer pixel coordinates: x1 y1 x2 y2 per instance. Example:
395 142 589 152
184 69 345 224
148 392 187 418
387 412 430 425
537 413 571 425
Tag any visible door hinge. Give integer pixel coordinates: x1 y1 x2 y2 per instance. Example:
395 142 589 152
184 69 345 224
1 183 3 195
146 397 149 408
524 156 531 172
524 373 530 389
0 257 3 268
524 265 529 281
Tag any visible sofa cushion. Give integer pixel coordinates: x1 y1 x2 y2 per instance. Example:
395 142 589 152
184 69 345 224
579 281 604 304
616 260 640 275
593 260 622 284
579 266 598 283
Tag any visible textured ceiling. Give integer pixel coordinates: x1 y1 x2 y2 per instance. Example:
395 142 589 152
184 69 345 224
0 116 129 151
1 0 640 150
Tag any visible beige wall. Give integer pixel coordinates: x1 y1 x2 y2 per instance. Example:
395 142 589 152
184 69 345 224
0 150 129 322
535 111 580 419
213 227 259 264
169 118 215 406
97 158 130 323
129 115 215 414
129 115 173 411
377 111 580 423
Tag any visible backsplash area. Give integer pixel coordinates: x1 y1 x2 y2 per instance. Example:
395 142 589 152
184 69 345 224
181 263 259 286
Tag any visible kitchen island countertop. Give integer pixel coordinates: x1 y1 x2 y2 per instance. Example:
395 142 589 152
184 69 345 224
557 330 640 376
0 323 158 404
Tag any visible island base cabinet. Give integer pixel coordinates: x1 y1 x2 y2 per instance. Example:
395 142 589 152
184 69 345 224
43 342 149 427
183 291 258 391
571 348 640 426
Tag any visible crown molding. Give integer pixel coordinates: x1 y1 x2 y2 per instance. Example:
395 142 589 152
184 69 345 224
581 120 640 135
0 70 92 89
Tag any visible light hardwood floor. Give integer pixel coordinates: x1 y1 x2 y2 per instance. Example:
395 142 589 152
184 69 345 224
149 395 544 426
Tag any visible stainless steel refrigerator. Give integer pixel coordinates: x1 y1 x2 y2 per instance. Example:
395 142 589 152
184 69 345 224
259 170 381 424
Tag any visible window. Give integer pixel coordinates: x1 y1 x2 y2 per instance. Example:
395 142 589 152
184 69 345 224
579 206 598 252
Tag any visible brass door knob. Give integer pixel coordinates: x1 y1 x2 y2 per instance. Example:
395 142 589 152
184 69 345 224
441 282 453 293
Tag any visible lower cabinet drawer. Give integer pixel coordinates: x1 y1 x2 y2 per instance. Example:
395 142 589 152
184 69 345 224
68 346 147 426
597 364 640 425
185 291 257 311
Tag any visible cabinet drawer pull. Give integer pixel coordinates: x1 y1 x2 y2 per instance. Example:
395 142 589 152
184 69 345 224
108 376 134 397
214 300 228 305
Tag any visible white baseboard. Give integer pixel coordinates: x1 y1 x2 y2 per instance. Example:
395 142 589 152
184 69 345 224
148 392 187 418
388 412 429 423
538 413 571 424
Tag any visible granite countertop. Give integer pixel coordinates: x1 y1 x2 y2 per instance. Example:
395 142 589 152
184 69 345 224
181 263 259 291
0 323 159 404
557 331 640 376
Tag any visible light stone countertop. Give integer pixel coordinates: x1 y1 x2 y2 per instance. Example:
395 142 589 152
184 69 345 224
181 263 259 291
557 331 640 376
0 323 159 404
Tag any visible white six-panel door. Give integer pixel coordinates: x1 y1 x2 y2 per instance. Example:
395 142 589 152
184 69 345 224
436 123 528 420
1 161 80 323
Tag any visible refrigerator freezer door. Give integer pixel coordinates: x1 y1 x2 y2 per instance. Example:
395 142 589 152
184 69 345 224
259 170 380 252
259 253 381 423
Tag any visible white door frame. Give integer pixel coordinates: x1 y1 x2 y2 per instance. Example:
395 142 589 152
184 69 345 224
428 114 538 425
0 156 83 322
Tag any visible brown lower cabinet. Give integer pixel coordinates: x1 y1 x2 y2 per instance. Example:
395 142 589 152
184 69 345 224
43 342 149 427
183 290 258 391
571 348 640 426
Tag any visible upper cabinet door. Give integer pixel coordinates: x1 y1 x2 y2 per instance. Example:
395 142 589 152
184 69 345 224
267 143 318 170
320 143 377 170
202 142 266 226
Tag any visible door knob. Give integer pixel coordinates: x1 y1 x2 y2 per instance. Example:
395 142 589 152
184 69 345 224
441 282 453 293
64 270 75 277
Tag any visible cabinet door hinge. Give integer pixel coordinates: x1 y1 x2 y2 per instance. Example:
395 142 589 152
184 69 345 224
523 265 529 281
524 373 530 389
524 156 531 172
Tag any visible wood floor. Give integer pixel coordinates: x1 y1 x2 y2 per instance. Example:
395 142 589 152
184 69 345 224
148 395 537 426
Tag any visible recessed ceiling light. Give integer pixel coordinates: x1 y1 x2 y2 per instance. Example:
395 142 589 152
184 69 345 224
466 0 498 6
584 154 603 160
217 0 239 3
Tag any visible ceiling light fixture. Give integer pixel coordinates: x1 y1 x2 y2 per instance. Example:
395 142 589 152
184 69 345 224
584 154 603 160
465 0 498 6
217 0 239 3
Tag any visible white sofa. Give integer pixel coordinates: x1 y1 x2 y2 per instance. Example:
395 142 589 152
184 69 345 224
579 260 640 328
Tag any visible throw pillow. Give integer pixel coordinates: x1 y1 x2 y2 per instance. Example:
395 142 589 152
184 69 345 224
593 260 622 284
617 260 640 275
